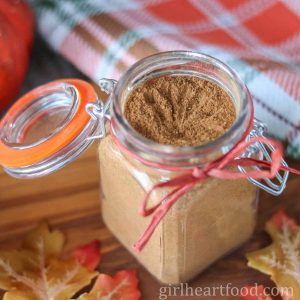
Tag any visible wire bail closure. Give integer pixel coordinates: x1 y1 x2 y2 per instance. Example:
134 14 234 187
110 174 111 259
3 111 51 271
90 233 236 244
238 118 289 196
86 77 289 196
85 79 117 141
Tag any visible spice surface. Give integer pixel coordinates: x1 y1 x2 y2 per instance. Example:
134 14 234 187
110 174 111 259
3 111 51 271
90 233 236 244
124 76 236 146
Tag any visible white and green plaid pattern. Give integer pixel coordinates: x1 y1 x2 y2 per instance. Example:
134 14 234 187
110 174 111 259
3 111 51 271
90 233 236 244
29 0 300 158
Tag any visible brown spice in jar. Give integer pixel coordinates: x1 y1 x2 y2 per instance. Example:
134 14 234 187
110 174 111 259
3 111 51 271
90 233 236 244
124 76 236 146
100 75 257 284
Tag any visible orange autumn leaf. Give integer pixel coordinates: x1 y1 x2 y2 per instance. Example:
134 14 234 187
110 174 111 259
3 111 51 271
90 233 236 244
76 270 141 300
269 209 297 231
246 209 300 300
240 285 272 300
72 240 101 272
240 285 294 300
0 223 97 300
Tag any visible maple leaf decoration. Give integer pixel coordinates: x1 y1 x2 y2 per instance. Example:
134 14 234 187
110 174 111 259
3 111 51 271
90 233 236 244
240 285 273 300
72 240 101 272
0 223 98 300
245 209 300 300
76 270 141 300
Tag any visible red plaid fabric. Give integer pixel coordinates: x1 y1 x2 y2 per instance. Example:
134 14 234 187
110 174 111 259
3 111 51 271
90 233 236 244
31 0 300 157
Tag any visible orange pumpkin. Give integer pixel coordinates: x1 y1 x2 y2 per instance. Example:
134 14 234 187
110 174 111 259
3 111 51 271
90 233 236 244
0 0 34 111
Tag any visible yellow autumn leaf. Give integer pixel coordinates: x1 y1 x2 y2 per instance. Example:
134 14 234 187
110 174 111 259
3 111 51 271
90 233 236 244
246 209 300 300
22 222 65 257
0 223 97 300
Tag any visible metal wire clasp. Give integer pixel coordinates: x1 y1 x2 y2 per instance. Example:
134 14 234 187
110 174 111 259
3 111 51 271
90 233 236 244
238 119 289 196
85 79 117 141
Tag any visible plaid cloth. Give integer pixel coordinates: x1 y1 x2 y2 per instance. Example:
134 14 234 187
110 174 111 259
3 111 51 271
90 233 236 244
29 0 300 158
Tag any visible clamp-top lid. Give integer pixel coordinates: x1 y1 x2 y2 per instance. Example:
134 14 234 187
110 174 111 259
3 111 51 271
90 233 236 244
0 79 104 178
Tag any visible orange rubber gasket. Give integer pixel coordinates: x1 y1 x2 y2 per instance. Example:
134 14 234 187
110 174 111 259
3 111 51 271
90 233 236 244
0 79 97 168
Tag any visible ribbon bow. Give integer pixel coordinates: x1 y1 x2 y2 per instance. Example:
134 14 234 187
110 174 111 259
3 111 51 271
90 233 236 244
133 136 300 252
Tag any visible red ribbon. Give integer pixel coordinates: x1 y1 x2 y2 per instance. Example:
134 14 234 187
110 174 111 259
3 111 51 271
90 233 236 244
110 124 300 253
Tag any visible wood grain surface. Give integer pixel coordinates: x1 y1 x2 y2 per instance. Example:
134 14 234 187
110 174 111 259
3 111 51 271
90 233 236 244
1 36 300 300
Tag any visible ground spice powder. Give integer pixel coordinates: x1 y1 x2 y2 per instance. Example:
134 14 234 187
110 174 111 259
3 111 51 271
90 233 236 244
99 75 257 284
124 76 236 146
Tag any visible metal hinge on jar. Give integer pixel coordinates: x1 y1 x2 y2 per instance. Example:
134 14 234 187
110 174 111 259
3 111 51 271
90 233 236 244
238 119 289 196
85 79 289 196
85 79 117 140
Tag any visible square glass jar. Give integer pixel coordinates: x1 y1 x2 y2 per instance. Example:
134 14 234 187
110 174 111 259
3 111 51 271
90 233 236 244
99 52 258 283
100 137 257 284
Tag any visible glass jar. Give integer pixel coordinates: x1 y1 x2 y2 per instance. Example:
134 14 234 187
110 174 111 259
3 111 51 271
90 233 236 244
0 51 289 284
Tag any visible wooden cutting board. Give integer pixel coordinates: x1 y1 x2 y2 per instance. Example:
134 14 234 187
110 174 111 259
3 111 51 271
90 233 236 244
1 143 300 299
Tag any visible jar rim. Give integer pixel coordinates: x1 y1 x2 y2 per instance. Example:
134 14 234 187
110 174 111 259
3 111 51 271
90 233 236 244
111 51 254 167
